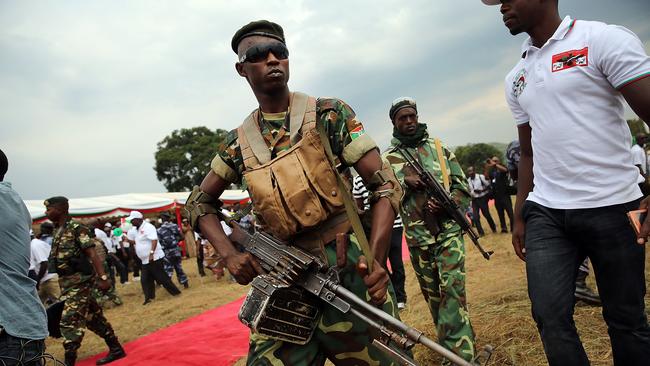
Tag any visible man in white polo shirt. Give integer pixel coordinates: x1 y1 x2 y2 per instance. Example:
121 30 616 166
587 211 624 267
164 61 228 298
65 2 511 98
483 0 650 365
127 211 180 305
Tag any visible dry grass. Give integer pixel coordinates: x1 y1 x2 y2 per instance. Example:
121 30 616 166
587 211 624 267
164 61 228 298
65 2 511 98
46 212 650 366
44 260 246 362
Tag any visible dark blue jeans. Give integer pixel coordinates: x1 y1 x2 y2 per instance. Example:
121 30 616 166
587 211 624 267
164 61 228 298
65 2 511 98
0 331 46 366
523 199 650 366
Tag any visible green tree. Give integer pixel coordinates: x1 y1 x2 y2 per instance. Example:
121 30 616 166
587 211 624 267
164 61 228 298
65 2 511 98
154 127 228 192
454 143 504 172
627 118 647 137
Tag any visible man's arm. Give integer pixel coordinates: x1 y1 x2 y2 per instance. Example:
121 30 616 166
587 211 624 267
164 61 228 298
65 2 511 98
36 261 48 284
198 171 263 284
354 149 394 305
83 246 111 290
512 123 533 260
622 78 650 243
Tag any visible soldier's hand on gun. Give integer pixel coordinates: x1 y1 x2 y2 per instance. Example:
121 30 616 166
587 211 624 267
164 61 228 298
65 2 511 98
356 256 389 306
404 175 425 191
224 252 265 285
636 197 650 245
424 198 443 215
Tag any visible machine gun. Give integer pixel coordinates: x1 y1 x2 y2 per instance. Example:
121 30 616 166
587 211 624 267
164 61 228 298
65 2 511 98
227 221 490 366
396 147 494 260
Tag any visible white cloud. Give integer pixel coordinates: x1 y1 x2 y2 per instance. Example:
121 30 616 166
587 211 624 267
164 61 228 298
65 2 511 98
1 0 648 199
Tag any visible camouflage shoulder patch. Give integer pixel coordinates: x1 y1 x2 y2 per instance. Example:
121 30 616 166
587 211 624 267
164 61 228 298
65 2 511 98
218 128 239 152
316 97 356 117
74 224 95 249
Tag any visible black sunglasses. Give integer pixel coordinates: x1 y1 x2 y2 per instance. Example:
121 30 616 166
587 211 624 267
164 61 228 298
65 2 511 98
239 42 289 63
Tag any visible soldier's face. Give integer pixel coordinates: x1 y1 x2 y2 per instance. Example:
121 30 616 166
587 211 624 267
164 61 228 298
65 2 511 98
45 204 63 221
393 107 418 136
235 36 290 94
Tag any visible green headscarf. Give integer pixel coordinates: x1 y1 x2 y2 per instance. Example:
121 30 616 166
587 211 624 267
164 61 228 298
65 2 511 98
392 123 429 148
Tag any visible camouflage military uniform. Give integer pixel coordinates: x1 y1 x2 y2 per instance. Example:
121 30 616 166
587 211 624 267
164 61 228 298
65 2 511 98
49 219 118 357
91 238 123 307
212 98 402 365
384 129 476 362
157 221 188 286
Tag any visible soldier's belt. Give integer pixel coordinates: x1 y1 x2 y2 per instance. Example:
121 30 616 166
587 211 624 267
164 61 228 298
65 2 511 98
292 211 351 258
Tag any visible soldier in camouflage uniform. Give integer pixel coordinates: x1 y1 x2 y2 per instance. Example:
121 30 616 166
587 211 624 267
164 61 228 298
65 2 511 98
384 97 476 363
187 20 405 365
157 212 189 288
44 196 126 366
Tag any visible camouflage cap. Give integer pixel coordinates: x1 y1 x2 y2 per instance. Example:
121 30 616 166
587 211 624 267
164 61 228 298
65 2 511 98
231 20 285 53
389 97 418 121
44 196 68 207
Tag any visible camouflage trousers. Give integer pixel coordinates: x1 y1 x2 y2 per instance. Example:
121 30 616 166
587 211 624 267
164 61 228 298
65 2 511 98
246 233 404 366
60 283 117 355
163 252 188 285
409 234 476 362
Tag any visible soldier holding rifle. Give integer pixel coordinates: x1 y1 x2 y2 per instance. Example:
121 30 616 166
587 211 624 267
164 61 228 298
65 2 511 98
384 97 477 363
186 20 409 365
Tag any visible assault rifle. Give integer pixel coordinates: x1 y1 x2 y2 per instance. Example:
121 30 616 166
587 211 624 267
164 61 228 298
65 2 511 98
397 147 494 260
227 221 490 366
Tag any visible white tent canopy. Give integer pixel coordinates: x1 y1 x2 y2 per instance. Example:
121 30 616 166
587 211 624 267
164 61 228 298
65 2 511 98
25 190 249 222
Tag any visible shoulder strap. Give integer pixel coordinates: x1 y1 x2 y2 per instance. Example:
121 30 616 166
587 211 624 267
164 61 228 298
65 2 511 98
316 122 375 272
240 92 317 170
434 138 450 192
240 110 270 168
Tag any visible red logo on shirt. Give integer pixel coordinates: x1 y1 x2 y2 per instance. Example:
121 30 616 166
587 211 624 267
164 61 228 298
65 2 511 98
552 47 588 72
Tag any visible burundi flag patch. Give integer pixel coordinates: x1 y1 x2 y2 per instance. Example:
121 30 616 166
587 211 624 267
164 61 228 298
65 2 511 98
552 47 588 72
350 125 365 140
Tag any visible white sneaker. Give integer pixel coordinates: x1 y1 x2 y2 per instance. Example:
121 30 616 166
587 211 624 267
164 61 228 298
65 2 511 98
397 302 406 310
133 276 141 280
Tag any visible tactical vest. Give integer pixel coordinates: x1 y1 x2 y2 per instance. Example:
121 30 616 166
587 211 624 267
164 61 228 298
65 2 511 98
238 92 349 258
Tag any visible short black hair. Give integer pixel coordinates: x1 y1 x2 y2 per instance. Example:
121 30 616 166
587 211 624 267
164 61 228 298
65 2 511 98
0 149 7 181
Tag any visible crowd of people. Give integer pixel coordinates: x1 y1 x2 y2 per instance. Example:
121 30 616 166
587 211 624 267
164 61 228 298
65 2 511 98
2 1 650 365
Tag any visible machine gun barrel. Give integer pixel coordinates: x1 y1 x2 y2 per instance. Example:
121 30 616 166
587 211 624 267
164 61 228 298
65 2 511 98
397 147 493 260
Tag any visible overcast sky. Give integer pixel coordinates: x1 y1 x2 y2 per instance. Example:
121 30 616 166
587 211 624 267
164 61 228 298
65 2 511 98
1 0 649 200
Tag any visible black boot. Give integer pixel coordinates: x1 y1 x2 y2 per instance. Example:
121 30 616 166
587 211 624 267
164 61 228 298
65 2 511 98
96 337 126 365
64 352 77 366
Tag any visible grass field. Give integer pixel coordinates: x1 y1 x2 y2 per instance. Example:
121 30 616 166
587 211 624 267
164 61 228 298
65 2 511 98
45 221 650 365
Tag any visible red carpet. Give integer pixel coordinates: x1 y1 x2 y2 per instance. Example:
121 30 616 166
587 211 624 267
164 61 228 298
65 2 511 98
79 297 249 366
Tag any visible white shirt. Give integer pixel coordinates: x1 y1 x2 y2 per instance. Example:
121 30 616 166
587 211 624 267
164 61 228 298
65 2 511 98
504 16 649 209
631 144 647 174
94 228 114 253
134 222 165 264
468 174 491 199
29 238 56 283
220 221 233 237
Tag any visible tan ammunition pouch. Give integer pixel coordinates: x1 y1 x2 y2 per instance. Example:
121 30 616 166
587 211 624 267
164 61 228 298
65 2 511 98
239 92 348 258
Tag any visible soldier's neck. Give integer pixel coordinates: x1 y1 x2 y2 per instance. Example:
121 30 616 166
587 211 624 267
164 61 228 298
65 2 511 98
256 88 290 114
54 215 70 227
